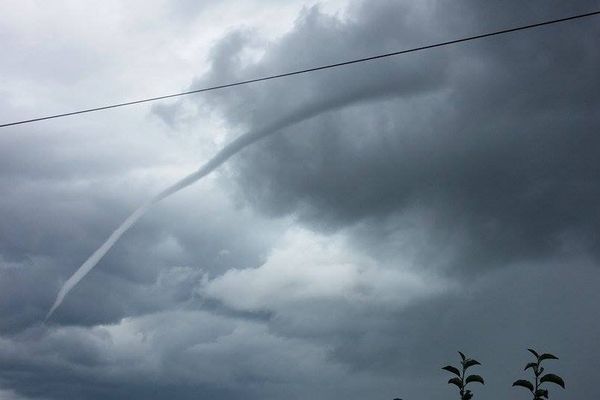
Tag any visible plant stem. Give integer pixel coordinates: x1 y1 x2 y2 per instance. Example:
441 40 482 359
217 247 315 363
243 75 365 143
534 365 539 400
460 363 465 399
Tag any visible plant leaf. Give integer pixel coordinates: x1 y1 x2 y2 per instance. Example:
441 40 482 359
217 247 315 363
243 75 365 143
442 366 461 376
540 373 565 389
458 351 466 361
448 377 463 389
527 348 540 358
539 353 559 362
513 379 534 392
465 374 485 385
524 362 538 371
535 389 549 399
464 359 481 369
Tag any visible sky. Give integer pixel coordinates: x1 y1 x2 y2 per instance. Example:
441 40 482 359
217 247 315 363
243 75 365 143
1 1 599 399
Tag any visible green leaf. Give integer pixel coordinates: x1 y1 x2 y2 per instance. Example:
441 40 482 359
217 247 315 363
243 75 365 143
528 348 540 358
464 359 481 369
442 366 461 376
539 353 559 362
540 373 565 389
524 362 538 371
465 374 484 385
535 389 549 399
512 379 534 392
458 351 466 361
448 377 463 389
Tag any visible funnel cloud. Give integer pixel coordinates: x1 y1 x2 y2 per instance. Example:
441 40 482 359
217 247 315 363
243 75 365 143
46 89 400 319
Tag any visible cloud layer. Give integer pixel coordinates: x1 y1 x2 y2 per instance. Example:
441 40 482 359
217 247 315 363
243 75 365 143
1 1 599 399
194 0 600 274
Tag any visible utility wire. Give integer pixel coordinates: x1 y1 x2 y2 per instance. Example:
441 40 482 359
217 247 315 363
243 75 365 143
1 9 599 129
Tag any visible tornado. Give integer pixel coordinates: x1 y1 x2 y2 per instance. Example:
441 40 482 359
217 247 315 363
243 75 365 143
45 95 362 321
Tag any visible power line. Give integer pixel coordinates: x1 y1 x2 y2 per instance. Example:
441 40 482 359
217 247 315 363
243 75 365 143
1 9 599 129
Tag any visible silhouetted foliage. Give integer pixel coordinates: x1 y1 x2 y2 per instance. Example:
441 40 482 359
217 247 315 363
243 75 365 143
442 351 485 400
512 349 565 399
393 348 565 400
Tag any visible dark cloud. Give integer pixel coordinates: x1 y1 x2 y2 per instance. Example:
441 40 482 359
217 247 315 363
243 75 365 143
2 1 600 399
188 0 600 273
0 158 281 331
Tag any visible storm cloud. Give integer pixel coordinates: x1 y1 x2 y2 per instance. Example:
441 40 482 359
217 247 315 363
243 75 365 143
191 0 600 273
1 1 599 399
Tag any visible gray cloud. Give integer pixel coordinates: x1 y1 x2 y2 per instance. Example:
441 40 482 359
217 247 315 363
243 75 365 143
0 156 283 330
187 0 600 273
1 1 599 399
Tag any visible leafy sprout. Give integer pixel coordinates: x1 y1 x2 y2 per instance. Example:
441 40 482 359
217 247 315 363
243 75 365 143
513 349 565 400
442 351 485 400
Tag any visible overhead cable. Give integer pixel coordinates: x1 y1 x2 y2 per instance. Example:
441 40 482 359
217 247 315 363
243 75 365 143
1 9 598 129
